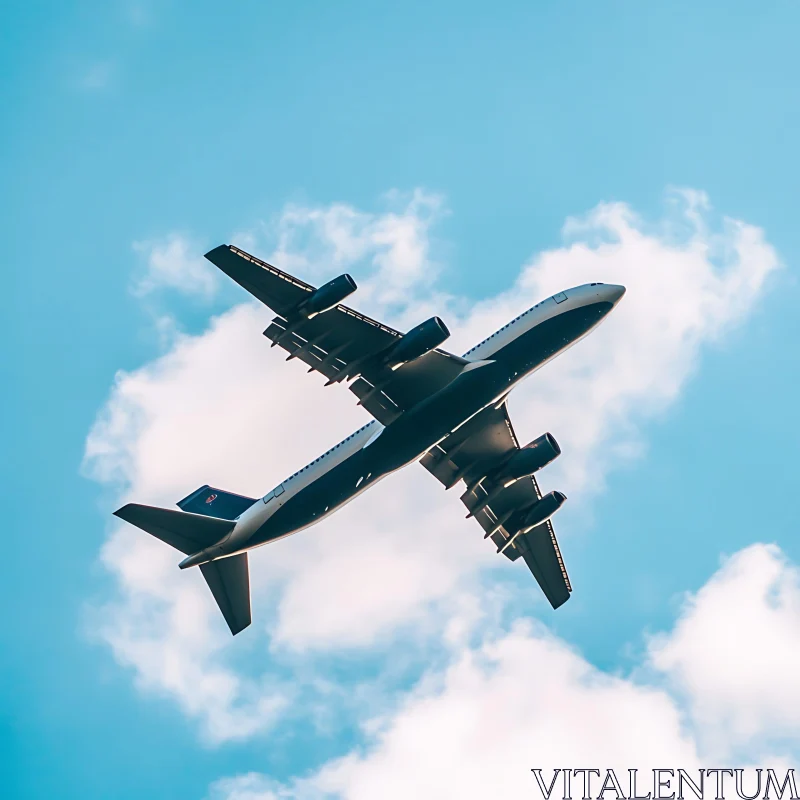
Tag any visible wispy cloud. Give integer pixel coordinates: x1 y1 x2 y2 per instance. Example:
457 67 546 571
84 188 781 744
239 188 447 310
76 60 116 92
131 233 218 299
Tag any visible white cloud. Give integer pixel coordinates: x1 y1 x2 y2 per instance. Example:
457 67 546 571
91 522 289 744
84 188 781 741
131 233 218 299
301 622 699 799
209 544 800 800
241 189 447 313
649 543 800 759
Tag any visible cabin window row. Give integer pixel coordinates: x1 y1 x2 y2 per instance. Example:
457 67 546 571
284 424 373 481
464 301 547 356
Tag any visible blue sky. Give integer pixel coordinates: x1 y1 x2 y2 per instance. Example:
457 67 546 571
4 2 800 799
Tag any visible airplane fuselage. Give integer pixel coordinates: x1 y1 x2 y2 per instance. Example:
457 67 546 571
180 283 623 568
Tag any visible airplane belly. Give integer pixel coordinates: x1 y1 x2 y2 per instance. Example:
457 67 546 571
248 449 379 546
243 308 612 550
366 362 511 471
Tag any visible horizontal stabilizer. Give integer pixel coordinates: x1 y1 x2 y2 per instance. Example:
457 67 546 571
177 485 257 521
200 553 251 635
114 504 235 555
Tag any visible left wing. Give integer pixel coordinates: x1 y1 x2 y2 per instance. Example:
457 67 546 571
420 402 572 608
205 244 467 424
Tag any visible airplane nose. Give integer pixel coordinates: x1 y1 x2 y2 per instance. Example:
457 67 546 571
605 284 626 304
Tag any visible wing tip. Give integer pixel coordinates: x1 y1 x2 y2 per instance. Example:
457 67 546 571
203 244 231 262
113 502 140 521
228 616 252 636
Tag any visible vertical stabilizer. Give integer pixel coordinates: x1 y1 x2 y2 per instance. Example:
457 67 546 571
177 485 257 520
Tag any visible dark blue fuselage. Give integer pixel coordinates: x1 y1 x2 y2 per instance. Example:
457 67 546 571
245 301 612 548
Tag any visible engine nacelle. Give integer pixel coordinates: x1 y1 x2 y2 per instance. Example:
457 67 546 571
300 274 357 317
521 491 567 532
500 433 561 480
497 490 567 553
386 316 450 367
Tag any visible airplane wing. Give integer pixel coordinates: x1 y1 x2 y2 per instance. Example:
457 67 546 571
205 245 467 425
419 402 572 608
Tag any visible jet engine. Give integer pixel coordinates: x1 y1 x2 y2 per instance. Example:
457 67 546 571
467 435 561 519
497 490 567 553
499 433 561 480
299 274 357 318
385 316 450 368
521 490 567 532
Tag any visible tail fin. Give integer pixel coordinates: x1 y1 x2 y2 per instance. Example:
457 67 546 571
177 485 257 521
114 503 234 555
200 554 251 635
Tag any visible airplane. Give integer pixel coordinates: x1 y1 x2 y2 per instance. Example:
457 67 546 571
115 244 625 635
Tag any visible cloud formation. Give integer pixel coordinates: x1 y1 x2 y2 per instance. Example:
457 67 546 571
209 544 800 799
649 543 800 760
84 188 780 743
131 233 219 299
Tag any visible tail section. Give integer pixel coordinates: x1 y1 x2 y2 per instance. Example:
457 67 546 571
114 503 234 555
113 500 252 636
200 554 251 635
177 485 257 521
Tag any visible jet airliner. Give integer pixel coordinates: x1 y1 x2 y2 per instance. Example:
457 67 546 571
115 245 625 634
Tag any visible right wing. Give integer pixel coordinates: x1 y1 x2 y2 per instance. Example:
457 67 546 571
420 402 571 609
205 245 467 425
200 553 251 636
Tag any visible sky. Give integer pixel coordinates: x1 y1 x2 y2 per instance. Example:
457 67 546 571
3 2 800 799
